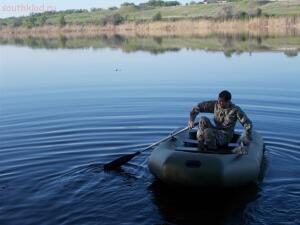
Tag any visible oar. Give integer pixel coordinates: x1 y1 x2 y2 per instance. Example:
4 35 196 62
104 122 199 171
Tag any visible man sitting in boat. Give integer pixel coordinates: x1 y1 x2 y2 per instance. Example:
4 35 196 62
188 90 252 150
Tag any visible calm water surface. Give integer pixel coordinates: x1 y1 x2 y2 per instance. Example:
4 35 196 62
0 44 300 225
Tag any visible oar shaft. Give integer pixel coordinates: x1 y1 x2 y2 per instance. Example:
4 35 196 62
104 122 199 170
140 126 191 153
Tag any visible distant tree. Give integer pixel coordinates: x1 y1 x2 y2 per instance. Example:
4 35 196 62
59 14 66 27
138 3 151 9
64 9 88 14
146 0 180 7
164 1 180 6
121 2 136 7
0 22 7 27
148 0 164 6
44 11 56 16
108 7 118 10
120 2 138 12
218 4 234 20
235 11 247 19
256 8 262 17
40 15 47 26
91 8 103 12
12 18 22 27
25 16 36 28
152 12 162 21
100 14 125 26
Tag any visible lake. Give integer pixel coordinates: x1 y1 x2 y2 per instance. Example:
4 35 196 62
0 34 300 225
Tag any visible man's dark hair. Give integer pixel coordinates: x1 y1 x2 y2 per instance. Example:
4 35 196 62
219 90 231 101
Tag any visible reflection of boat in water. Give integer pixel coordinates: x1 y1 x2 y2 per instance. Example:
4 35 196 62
148 129 265 188
149 179 260 225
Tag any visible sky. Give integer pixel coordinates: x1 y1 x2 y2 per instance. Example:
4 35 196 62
0 0 195 18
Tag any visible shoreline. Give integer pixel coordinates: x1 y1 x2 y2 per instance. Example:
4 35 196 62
1 17 300 38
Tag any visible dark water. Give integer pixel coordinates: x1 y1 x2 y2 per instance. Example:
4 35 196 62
1 44 300 225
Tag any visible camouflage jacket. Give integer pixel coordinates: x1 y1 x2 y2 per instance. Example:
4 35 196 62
190 100 252 139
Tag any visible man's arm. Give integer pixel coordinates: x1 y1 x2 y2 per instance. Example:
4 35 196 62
237 107 253 140
189 100 216 122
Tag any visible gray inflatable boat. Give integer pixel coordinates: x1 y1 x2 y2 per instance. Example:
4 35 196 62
148 129 264 188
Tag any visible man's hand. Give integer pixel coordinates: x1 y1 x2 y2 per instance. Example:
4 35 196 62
242 136 251 146
188 120 194 129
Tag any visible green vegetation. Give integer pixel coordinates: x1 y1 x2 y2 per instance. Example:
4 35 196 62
0 0 299 28
100 14 125 25
152 12 162 21
24 16 36 28
59 14 66 27
0 34 299 57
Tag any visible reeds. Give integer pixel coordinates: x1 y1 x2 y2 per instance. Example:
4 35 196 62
1 16 299 39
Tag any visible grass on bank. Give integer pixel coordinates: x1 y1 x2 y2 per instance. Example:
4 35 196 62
1 1 300 28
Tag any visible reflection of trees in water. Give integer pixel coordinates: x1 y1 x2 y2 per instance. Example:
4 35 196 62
256 36 262 45
284 50 298 57
224 49 235 58
120 36 180 54
216 33 265 57
153 37 163 45
149 180 260 225
59 35 67 48
0 33 299 57
102 34 125 47
220 34 234 49
148 48 180 55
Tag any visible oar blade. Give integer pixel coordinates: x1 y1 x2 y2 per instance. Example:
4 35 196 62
104 151 140 171
103 124 195 171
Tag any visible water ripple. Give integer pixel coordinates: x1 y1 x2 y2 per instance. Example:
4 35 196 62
1 86 300 225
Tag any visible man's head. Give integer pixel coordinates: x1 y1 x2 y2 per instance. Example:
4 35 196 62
218 90 231 108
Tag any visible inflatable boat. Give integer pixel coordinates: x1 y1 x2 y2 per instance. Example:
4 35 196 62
148 129 264 188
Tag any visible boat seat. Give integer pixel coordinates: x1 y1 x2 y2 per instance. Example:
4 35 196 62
175 146 234 154
175 147 200 153
183 137 241 151
183 138 199 144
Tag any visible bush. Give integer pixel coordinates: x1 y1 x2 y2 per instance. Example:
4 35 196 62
148 0 164 6
59 14 66 27
0 22 7 27
121 2 136 7
64 9 88 14
91 8 103 12
143 0 180 7
256 8 262 17
12 18 22 27
164 1 181 6
100 14 125 26
235 11 248 19
152 12 162 21
39 15 47 26
108 7 118 10
218 5 234 20
24 16 36 28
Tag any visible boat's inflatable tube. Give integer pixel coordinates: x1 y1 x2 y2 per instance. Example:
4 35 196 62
148 129 264 188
